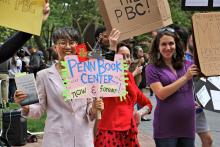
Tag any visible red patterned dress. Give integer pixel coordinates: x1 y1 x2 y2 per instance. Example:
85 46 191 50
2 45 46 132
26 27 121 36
94 72 152 147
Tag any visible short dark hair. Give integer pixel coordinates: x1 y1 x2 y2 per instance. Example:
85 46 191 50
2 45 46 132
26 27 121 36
52 27 80 44
149 31 185 70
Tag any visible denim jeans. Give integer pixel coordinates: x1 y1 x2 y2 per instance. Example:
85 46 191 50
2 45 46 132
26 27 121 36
154 138 195 147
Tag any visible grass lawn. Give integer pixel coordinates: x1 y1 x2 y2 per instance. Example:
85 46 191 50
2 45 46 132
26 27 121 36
6 103 46 132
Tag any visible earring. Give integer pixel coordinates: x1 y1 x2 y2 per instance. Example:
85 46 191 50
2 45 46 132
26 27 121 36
157 53 161 59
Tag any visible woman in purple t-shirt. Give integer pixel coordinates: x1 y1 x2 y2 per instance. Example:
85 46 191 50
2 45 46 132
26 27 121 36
146 28 199 147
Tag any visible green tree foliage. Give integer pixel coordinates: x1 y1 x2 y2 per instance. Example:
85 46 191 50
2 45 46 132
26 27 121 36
0 0 195 54
168 0 194 28
0 27 16 44
42 0 102 46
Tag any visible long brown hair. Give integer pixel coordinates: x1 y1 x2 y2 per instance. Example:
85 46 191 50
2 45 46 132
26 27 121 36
149 30 185 70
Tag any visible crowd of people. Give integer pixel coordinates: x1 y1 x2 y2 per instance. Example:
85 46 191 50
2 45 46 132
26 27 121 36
0 1 214 147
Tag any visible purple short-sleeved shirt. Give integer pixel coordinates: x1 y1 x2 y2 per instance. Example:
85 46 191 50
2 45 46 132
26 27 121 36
146 63 195 139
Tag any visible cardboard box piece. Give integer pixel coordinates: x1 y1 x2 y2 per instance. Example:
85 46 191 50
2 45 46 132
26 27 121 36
192 12 220 76
98 0 173 41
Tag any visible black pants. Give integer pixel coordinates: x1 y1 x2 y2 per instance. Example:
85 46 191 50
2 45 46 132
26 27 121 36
154 138 195 147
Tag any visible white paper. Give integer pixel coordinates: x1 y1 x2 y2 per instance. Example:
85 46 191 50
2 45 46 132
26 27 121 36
15 73 39 106
185 0 208 6
207 76 220 90
196 85 211 107
200 77 206 82
214 0 220 7
210 90 220 110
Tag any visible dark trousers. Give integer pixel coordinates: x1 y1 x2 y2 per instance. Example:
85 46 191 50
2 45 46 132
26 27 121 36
154 138 195 147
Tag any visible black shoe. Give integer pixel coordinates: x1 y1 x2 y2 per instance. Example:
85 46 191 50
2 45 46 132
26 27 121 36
141 118 151 121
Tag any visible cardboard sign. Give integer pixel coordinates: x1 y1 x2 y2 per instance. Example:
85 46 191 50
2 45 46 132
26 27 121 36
0 0 44 35
60 54 128 101
192 12 220 76
98 0 172 41
182 0 220 11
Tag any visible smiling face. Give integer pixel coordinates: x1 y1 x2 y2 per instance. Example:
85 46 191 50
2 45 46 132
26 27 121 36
54 39 78 61
52 27 79 61
159 35 176 63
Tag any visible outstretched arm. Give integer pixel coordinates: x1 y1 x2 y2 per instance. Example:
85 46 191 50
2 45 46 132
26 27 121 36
0 32 32 64
0 0 50 64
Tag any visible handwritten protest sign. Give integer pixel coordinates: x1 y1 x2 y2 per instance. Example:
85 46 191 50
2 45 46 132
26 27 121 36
0 0 44 35
192 12 220 76
98 0 172 41
60 54 128 101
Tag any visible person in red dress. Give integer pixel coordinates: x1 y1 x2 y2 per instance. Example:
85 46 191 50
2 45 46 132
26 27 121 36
94 33 153 147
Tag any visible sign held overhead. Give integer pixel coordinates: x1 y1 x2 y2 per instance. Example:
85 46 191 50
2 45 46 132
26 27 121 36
98 0 172 41
0 0 44 35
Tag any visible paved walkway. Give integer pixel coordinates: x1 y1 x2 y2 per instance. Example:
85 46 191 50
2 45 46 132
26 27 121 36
14 129 155 147
138 126 155 147
15 89 220 147
14 128 155 147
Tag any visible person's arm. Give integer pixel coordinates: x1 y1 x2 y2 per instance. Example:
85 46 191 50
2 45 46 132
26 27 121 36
87 98 104 121
132 66 142 77
127 72 152 126
0 32 32 64
0 0 50 64
108 28 120 52
149 64 199 100
127 72 153 112
103 28 120 61
14 72 47 119
135 85 153 113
